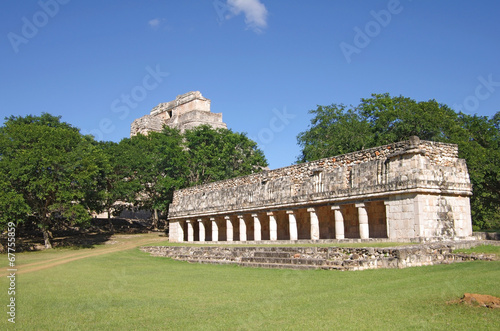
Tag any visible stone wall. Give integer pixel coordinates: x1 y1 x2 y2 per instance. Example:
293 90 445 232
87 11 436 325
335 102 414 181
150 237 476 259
165 109 225 131
150 91 211 117
130 115 164 136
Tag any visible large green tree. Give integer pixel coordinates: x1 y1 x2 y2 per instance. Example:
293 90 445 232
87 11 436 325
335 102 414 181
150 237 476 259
116 126 267 228
184 125 268 186
297 104 372 162
297 94 500 229
0 113 270 243
89 141 140 231
359 94 460 145
452 113 500 229
0 114 104 248
120 128 187 228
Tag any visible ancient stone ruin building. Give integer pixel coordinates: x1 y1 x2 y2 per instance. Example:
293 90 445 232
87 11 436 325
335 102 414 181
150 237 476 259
168 137 473 243
130 91 227 136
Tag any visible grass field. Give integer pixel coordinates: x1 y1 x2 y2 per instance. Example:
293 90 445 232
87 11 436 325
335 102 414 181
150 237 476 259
1 233 499 330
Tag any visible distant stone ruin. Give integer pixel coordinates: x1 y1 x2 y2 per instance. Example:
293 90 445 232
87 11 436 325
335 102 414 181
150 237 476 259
130 91 227 136
168 136 474 243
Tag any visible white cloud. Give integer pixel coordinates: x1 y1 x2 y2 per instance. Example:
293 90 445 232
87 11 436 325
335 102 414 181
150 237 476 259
148 18 163 30
227 0 268 33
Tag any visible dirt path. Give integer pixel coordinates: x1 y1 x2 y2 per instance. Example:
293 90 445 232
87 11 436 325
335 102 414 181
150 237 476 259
1 234 166 276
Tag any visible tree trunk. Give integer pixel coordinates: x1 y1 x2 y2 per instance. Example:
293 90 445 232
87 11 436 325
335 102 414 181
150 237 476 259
42 228 53 249
107 208 115 233
152 209 159 230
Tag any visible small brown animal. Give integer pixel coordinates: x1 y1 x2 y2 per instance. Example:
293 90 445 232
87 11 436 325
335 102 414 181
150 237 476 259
293 253 301 258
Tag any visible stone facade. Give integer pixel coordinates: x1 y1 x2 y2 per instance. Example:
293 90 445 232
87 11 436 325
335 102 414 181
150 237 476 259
130 91 227 136
168 136 474 242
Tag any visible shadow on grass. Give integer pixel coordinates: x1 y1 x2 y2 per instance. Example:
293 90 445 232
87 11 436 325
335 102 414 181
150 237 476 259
1 218 155 252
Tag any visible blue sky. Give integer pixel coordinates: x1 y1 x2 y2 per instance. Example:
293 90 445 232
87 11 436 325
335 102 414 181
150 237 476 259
1 0 499 169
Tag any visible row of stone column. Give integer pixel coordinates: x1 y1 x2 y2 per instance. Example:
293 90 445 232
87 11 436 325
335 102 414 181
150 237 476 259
178 203 372 242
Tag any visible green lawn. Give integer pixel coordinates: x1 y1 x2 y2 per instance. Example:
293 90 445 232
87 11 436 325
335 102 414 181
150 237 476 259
1 235 499 330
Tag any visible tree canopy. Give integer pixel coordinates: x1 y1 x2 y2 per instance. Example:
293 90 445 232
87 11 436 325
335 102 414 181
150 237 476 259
0 114 103 248
116 128 188 228
114 126 267 227
0 115 268 246
184 125 268 186
297 93 500 229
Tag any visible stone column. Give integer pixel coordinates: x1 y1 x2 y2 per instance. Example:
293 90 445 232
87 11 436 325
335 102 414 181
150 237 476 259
198 219 205 242
413 196 424 238
238 215 247 242
177 221 184 242
211 218 218 242
252 214 261 241
356 203 369 239
225 216 233 242
268 212 277 241
186 220 194 242
308 208 320 240
383 202 391 239
287 210 298 241
331 206 345 240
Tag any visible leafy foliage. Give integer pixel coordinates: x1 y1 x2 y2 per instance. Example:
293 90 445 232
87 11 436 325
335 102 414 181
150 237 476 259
0 114 103 247
297 94 500 229
90 141 139 221
359 94 460 144
453 113 500 229
184 125 268 186
297 104 372 162
0 114 268 244
119 128 188 227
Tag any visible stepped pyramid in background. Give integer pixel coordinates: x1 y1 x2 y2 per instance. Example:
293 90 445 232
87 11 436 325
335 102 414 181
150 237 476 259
130 91 227 137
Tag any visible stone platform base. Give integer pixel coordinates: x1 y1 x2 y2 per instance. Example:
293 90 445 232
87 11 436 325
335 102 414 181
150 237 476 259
141 240 498 271
473 232 500 240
